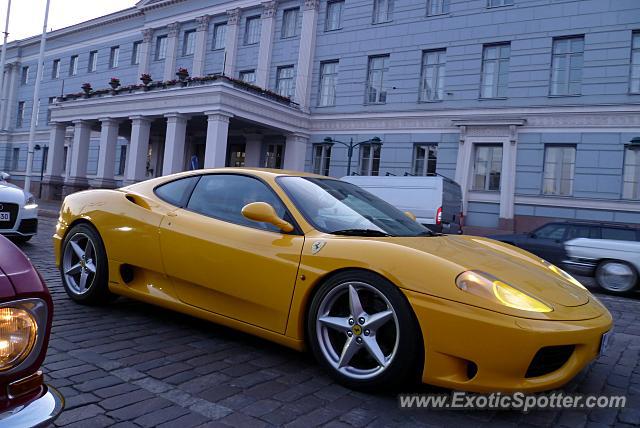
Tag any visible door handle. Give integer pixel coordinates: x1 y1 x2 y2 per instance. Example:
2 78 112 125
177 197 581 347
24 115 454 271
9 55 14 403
167 212 178 217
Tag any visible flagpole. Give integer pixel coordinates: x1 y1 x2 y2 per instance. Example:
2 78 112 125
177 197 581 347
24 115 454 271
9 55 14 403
0 0 12 112
24 0 51 192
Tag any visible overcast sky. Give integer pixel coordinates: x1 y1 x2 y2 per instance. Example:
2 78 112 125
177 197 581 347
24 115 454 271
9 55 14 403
0 0 138 42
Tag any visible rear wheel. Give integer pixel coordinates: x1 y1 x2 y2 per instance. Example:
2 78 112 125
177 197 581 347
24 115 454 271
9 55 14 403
307 271 421 390
595 260 638 294
60 224 114 305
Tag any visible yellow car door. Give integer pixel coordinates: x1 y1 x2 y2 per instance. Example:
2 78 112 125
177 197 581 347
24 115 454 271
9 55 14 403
159 173 304 334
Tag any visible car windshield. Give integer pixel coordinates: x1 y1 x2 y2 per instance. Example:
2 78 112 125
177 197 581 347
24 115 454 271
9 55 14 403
278 177 432 237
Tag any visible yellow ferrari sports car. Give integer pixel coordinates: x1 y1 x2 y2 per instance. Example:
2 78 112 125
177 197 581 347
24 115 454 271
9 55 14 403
53 168 612 392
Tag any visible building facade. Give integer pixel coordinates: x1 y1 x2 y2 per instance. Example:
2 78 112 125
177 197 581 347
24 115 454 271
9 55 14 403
0 0 639 231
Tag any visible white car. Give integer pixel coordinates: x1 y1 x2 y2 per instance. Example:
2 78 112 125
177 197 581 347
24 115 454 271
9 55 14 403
0 172 38 242
564 237 640 294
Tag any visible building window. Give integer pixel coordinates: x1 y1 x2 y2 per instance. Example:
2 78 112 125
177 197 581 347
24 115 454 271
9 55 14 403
427 0 449 16
264 143 284 169
20 66 29 85
244 16 261 45
11 148 20 171
109 46 120 68
373 0 392 24
366 55 389 104
550 36 584 96
359 143 382 176
313 144 332 176
282 8 299 38
69 55 79 76
88 50 98 72
413 145 438 176
155 36 168 60
276 66 295 98
213 23 227 50
52 59 60 79
481 43 510 98
325 0 344 31
319 61 338 107
131 41 142 65
631 32 640 94
47 97 55 123
543 145 576 196
239 70 256 84
16 101 25 128
487 0 514 7
420 50 446 102
473 144 502 191
62 146 68 172
183 30 196 56
116 146 127 176
623 146 640 200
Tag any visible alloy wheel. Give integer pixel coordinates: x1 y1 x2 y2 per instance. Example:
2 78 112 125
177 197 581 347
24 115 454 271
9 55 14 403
315 281 400 380
62 233 97 295
597 261 636 293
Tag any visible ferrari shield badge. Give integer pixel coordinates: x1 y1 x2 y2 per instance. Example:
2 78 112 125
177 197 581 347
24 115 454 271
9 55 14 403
311 240 326 255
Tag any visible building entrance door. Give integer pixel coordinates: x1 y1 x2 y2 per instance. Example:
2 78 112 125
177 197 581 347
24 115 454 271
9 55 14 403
227 143 246 167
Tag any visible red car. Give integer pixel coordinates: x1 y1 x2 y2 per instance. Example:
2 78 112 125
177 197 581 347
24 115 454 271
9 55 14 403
0 235 63 426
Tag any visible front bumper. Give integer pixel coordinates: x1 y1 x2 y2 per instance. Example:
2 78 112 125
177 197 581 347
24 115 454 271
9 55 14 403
405 289 612 393
0 385 64 427
0 205 38 237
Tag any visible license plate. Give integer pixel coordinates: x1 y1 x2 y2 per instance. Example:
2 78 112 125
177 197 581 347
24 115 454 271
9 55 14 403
0 212 9 222
599 330 612 357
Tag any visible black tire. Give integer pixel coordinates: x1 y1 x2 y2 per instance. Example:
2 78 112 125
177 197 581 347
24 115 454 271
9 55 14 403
595 260 638 295
307 270 422 390
10 235 32 244
60 223 115 305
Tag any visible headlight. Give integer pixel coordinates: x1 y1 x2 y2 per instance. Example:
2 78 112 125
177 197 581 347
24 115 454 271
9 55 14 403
24 195 38 210
0 307 37 371
456 271 552 313
541 260 588 291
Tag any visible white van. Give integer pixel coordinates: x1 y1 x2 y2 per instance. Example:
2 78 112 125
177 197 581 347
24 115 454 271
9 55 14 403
341 175 463 234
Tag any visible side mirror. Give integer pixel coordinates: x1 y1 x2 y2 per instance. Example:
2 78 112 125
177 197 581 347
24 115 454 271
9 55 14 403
404 211 417 221
242 202 294 233
0 172 9 181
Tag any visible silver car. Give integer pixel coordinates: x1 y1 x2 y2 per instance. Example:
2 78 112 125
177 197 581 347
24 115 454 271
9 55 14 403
0 173 38 243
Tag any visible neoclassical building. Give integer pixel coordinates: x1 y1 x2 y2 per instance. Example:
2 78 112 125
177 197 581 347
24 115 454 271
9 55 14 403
0 0 639 231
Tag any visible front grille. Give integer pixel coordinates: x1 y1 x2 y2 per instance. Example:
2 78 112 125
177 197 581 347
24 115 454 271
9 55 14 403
525 345 575 378
0 203 19 230
18 218 38 234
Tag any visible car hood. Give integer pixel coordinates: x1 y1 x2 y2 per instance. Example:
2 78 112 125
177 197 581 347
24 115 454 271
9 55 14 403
384 234 590 308
0 236 45 300
0 181 26 204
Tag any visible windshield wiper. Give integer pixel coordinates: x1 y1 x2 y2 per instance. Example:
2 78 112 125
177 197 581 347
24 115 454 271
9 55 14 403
331 229 390 237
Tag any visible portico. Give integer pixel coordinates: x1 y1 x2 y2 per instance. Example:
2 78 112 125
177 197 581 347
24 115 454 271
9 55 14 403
45 78 309 199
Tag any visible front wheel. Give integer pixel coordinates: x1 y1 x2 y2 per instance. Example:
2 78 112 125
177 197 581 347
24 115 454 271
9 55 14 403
595 260 638 295
307 271 421 390
60 224 114 305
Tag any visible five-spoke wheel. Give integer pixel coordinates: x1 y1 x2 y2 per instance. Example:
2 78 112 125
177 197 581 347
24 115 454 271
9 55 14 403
308 271 420 389
60 224 113 304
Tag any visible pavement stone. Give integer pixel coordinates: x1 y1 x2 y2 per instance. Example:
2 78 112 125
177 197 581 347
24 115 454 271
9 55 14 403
11 217 640 427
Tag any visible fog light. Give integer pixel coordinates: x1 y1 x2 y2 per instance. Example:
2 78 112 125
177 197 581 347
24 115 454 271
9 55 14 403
0 308 37 371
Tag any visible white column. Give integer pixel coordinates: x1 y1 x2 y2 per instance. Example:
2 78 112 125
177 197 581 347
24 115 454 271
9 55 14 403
284 133 308 171
224 8 241 77
138 29 154 77
294 0 320 110
244 134 262 167
192 15 210 76
204 112 232 168
125 116 152 184
256 1 277 88
499 129 518 224
163 22 181 81
0 63 13 130
45 122 66 179
163 113 188 175
66 120 92 188
4 62 18 130
454 127 473 215
95 118 119 188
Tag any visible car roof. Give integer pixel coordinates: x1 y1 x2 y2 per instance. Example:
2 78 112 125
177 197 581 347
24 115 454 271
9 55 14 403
551 220 639 230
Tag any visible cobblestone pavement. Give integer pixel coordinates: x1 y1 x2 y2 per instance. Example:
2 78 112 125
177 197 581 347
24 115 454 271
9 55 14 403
14 217 640 427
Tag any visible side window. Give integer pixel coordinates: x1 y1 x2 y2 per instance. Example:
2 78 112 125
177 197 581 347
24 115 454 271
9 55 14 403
601 227 637 241
154 176 200 207
186 174 288 232
567 225 594 240
534 224 566 240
